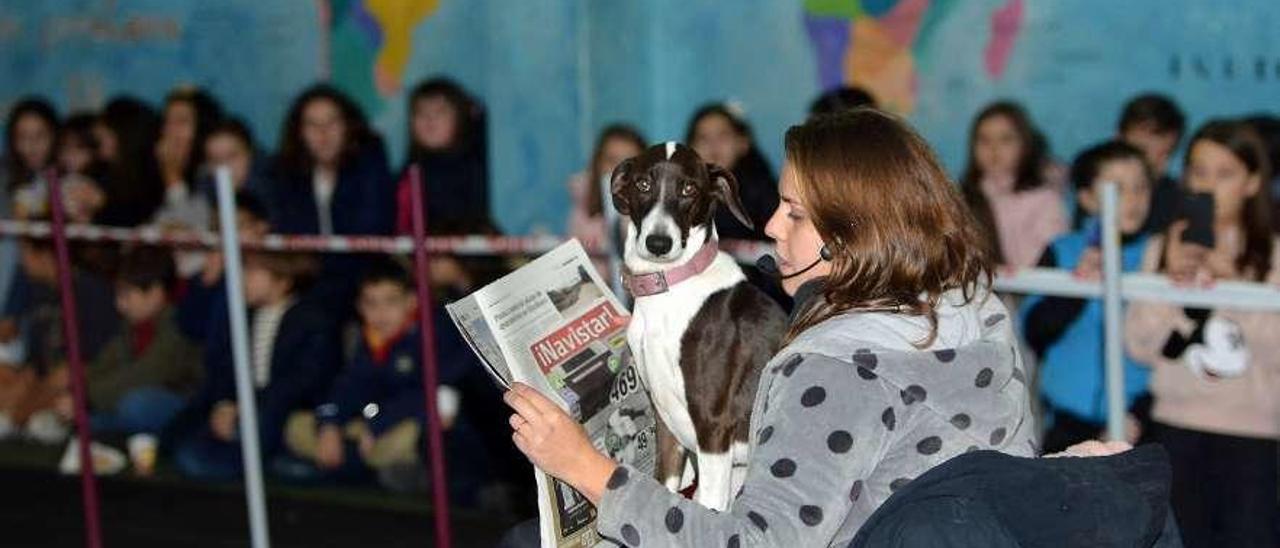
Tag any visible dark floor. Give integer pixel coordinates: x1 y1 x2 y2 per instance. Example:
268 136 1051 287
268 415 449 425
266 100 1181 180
0 441 527 548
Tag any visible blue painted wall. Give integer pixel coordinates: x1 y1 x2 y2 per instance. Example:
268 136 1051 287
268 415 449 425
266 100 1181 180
1 1 1278 234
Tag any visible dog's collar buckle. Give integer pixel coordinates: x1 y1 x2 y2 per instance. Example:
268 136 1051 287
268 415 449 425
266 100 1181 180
623 239 719 297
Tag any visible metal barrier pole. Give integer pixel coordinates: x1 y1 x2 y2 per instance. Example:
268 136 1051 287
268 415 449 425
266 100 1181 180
48 171 104 548
1100 182 1126 441
215 167 272 548
408 165 453 548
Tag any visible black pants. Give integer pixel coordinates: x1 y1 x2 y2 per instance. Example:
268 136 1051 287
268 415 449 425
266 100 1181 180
1151 422 1279 548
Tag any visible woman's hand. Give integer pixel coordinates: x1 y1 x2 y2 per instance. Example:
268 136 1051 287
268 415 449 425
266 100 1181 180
504 382 617 504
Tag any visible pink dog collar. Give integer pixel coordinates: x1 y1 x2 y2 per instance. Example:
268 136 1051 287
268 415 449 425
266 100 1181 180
623 239 720 297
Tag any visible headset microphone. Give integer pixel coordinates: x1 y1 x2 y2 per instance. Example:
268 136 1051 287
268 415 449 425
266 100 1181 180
757 245 830 280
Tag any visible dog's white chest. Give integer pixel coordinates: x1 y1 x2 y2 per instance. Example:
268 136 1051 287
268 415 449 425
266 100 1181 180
630 296 701 450
628 255 744 452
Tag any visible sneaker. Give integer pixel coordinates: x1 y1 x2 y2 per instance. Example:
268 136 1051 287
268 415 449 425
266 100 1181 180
25 410 70 445
58 439 127 476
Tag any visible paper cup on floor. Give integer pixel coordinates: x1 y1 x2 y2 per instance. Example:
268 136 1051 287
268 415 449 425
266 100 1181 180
127 434 158 476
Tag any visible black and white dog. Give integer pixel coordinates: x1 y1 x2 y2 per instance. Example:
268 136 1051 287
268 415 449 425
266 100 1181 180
611 142 785 511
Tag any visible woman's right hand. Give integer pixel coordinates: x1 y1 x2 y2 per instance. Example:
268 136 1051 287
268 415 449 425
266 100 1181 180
1165 221 1212 287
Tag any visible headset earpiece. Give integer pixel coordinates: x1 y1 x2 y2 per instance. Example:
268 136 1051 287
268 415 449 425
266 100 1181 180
820 245 832 261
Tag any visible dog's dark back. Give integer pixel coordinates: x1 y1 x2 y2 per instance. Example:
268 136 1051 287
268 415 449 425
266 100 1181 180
679 281 786 452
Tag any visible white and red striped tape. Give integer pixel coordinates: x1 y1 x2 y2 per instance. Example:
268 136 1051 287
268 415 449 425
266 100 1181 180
0 219 773 259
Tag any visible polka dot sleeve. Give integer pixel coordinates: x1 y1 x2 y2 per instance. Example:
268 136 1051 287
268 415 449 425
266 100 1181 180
596 353 895 547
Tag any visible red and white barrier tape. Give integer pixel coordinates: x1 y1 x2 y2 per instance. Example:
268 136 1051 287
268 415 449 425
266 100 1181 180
0 219 774 260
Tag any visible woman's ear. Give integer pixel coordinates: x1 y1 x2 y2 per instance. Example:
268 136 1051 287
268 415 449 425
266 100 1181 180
609 158 633 215
1244 172 1263 199
708 163 752 229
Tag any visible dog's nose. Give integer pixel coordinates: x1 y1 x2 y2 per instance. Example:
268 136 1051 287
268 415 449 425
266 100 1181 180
645 235 674 256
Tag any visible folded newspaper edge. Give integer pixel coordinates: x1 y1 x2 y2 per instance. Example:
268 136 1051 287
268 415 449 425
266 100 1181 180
446 239 656 548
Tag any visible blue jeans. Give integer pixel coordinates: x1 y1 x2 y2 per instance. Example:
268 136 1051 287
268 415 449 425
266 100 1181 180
173 428 244 481
90 387 186 436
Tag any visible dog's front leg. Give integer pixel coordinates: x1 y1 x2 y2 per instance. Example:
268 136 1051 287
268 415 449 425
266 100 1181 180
654 414 688 493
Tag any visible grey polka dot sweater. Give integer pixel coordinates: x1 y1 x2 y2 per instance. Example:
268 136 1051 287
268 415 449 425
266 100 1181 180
596 290 1036 547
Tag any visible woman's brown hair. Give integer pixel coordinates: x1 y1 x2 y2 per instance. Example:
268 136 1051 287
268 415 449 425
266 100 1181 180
784 109 993 346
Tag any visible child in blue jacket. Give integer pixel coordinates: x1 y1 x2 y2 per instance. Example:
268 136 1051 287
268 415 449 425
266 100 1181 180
1021 140 1155 452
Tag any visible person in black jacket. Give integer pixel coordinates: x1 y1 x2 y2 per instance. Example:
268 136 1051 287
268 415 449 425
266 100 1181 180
684 103 779 241
393 77 491 234
171 251 340 480
271 84 394 320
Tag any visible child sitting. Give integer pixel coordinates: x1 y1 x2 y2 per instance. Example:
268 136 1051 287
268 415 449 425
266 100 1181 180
287 258 490 499
171 251 341 480
0 237 119 443
64 247 202 436
1020 141 1154 452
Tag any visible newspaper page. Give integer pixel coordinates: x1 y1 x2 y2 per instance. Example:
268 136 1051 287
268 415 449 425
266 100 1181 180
446 240 656 548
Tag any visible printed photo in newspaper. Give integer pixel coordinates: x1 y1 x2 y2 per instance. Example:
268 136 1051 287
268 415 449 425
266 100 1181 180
446 240 656 548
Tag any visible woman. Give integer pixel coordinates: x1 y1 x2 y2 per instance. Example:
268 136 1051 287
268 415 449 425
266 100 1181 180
151 87 224 230
504 109 1036 546
394 77 489 234
273 84 393 237
686 103 779 241
272 84 393 318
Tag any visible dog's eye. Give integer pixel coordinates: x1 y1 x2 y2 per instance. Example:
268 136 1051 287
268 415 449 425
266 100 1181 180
680 183 697 197
635 179 652 193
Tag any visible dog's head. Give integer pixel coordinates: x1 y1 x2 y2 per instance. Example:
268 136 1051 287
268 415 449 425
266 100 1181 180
609 142 751 267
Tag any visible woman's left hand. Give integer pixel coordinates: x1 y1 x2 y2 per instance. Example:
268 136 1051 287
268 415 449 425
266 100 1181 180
504 382 616 503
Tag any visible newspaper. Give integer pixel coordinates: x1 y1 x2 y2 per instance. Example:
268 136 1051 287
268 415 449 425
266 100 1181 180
446 240 656 548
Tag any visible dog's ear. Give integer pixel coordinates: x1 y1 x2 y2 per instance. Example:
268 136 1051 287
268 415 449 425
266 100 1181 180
609 158 634 216
708 163 752 229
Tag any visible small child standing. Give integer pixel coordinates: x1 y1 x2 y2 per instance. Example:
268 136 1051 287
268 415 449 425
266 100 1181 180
1020 141 1155 452
1117 93 1186 234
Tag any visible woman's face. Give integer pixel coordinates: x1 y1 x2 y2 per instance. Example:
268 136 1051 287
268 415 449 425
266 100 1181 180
764 161 831 296
691 114 749 171
13 113 55 173
58 135 94 175
93 122 118 163
301 98 346 168
161 101 198 151
1185 139 1261 224
205 132 253 188
973 114 1023 180
412 96 459 151
597 137 642 181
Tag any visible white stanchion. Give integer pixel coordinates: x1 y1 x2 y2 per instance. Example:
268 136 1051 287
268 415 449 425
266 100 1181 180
994 269 1280 311
1100 183 1125 441
215 167 272 548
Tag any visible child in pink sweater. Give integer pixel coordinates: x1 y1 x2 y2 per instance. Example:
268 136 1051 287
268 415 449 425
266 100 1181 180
960 101 1067 269
1124 119 1279 547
